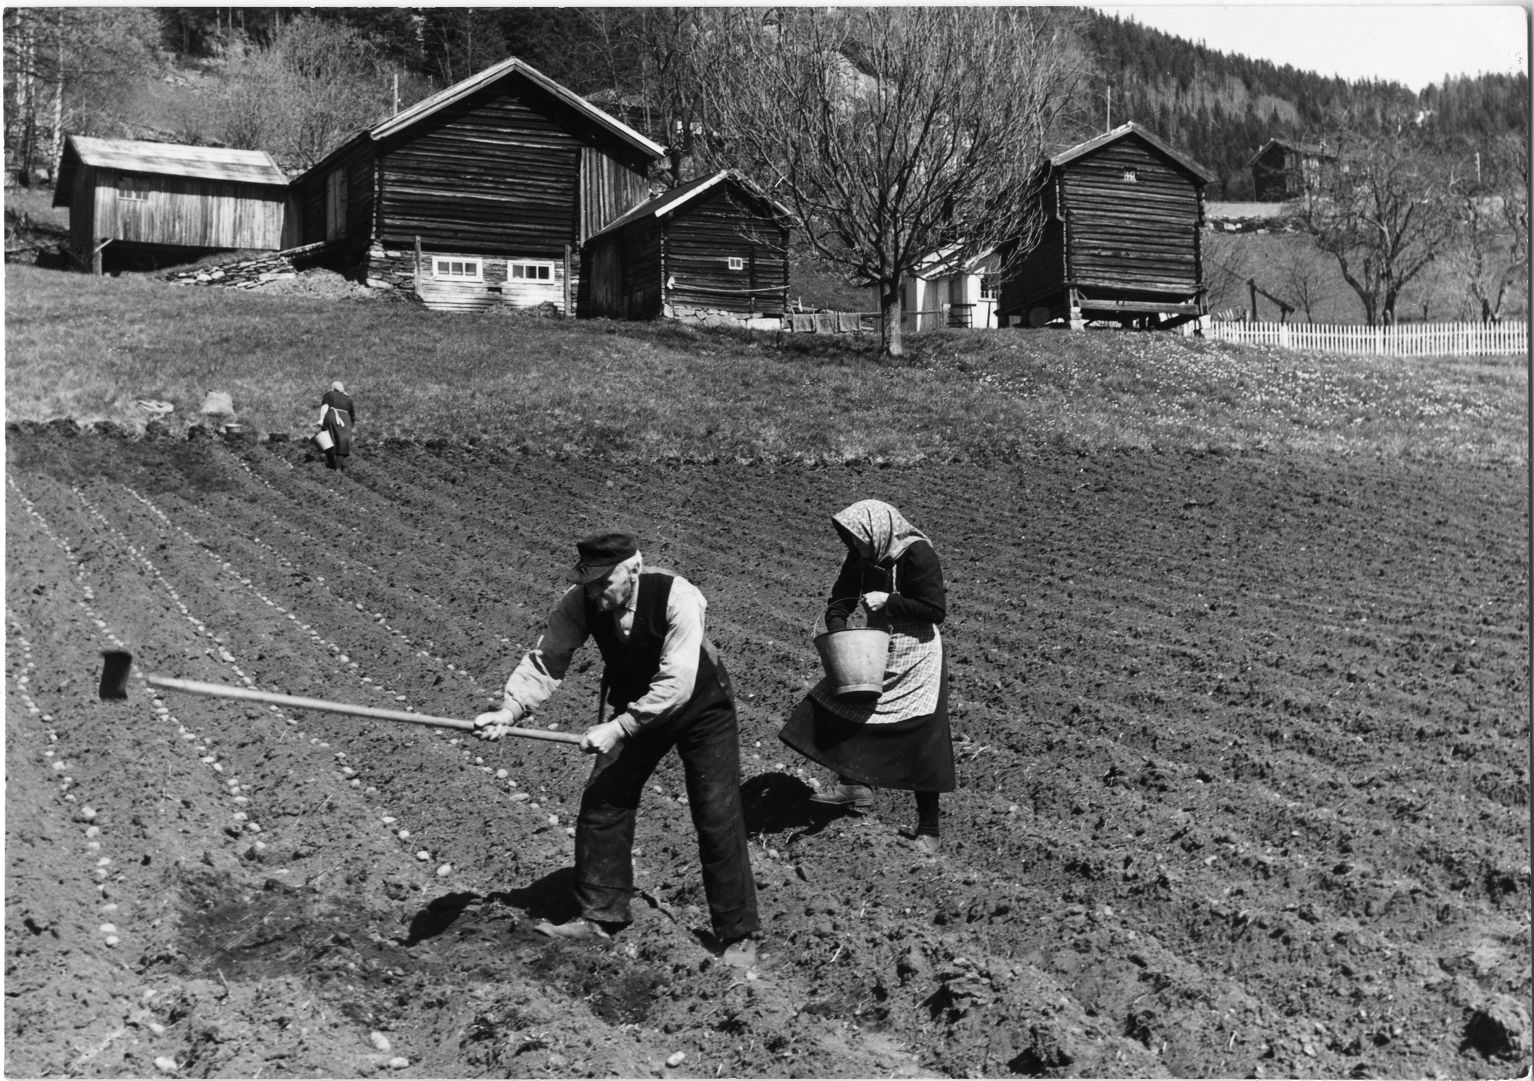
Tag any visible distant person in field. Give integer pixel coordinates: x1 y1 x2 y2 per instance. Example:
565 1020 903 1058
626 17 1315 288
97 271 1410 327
473 530 761 969
779 499 956 854
318 381 355 471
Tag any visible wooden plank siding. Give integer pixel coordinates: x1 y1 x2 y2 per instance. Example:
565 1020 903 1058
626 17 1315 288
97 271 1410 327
580 146 651 245
289 66 656 313
998 218 1067 320
1057 140 1203 295
999 124 1209 327
662 187 789 316
375 84 651 256
70 169 287 262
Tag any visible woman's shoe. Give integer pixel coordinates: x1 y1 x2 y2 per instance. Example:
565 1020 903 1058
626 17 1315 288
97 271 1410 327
912 834 941 855
809 783 874 813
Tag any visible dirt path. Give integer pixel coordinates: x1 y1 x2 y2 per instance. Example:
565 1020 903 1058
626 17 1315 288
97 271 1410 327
6 425 1528 1078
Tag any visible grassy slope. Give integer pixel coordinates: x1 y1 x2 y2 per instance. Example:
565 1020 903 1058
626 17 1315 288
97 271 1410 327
4 264 1527 466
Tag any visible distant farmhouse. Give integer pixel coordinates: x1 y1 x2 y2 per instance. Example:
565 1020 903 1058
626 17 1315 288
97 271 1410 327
1248 138 1338 202
581 169 790 324
997 121 1214 331
51 136 292 274
288 56 666 313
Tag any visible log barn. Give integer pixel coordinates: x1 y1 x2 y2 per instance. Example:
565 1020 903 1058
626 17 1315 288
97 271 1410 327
51 136 293 274
579 170 791 325
997 122 1214 331
288 56 665 313
1248 138 1337 201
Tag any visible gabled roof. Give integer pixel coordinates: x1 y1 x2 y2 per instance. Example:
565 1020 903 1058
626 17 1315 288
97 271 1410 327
1049 121 1215 184
371 55 664 158
588 170 791 241
912 243 998 278
53 136 288 206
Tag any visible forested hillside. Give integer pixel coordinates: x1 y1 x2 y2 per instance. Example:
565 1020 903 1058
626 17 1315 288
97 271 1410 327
5 5 1527 194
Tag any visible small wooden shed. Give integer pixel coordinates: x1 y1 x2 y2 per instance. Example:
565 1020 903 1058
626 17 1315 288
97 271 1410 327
579 170 791 324
51 136 292 274
288 56 664 313
997 122 1214 331
1248 138 1337 201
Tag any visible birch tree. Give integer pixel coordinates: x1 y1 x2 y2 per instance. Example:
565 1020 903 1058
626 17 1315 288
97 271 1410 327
694 7 1087 355
3 7 158 184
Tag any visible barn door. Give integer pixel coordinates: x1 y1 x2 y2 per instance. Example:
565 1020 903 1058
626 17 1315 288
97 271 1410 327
326 168 347 241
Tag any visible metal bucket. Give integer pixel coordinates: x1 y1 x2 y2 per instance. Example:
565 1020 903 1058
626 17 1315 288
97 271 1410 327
313 428 334 452
813 628 889 700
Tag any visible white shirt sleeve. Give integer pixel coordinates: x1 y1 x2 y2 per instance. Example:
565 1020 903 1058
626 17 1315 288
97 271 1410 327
501 586 588 715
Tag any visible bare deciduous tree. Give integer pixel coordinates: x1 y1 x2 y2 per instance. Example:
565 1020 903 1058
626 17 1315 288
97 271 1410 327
1447 133 1528 322
578 7 709 183
694 7 1087 355
1298 127 1460 326
216 16 400 170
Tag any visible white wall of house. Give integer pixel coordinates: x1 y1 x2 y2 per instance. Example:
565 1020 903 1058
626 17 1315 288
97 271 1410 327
902 257 1000 331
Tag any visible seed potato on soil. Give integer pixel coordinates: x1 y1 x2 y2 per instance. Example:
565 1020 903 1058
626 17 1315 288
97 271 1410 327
5 417 1528 1079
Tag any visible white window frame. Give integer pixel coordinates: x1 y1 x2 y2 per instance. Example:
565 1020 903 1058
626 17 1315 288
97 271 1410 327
726 256 745 271
507 261 555 282
118 175 149 202
432 256 483 283
1121 167 1139 183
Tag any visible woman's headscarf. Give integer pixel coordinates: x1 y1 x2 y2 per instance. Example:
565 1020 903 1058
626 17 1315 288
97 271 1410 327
832 500 931 564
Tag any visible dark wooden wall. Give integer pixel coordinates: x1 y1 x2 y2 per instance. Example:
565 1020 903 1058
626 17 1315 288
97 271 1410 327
998 217 1066 320
374 81 650 258
1251 143 1293 201
662 187 789 316
1057 137 1203 297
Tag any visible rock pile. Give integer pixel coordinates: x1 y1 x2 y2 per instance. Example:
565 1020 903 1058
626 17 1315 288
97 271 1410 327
160 242 331 289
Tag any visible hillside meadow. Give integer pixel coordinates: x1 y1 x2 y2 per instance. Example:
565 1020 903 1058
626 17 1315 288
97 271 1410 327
3 264 1526 466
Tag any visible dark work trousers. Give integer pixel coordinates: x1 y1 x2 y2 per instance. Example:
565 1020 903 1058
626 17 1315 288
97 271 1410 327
573 674 758 942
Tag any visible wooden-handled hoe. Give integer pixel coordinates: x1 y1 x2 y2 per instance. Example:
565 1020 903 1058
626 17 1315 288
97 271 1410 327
97 649 581 745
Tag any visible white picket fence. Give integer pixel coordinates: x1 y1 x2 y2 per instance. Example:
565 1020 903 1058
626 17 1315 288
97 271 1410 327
1200 319 1527 358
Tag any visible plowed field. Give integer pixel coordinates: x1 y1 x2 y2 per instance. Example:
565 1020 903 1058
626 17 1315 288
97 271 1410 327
5 424 1528 1079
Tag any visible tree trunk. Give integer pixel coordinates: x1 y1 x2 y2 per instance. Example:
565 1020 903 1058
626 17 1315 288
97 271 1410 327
14 14 37 186
48 8 65 184
879 278 904 357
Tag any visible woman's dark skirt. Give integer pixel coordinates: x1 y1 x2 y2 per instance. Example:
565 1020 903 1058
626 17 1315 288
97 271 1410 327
778 662 955 792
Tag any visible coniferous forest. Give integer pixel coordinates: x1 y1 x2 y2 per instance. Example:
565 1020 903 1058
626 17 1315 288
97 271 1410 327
5 6 1527 195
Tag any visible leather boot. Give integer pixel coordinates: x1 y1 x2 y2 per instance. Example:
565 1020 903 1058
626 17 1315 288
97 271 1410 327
809 783 874 812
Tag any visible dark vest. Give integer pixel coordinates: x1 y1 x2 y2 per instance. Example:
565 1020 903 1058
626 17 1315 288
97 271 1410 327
584 570 725 717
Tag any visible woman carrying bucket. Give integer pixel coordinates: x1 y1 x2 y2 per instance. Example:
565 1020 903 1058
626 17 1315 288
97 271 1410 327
778 499 955 854
316 381 355 471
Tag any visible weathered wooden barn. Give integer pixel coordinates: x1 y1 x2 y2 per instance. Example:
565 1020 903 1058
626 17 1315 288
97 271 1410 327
289 56 665 313
579 170 790 324
51 136 293 274
1248 138 1337 201
997 122 1214 331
